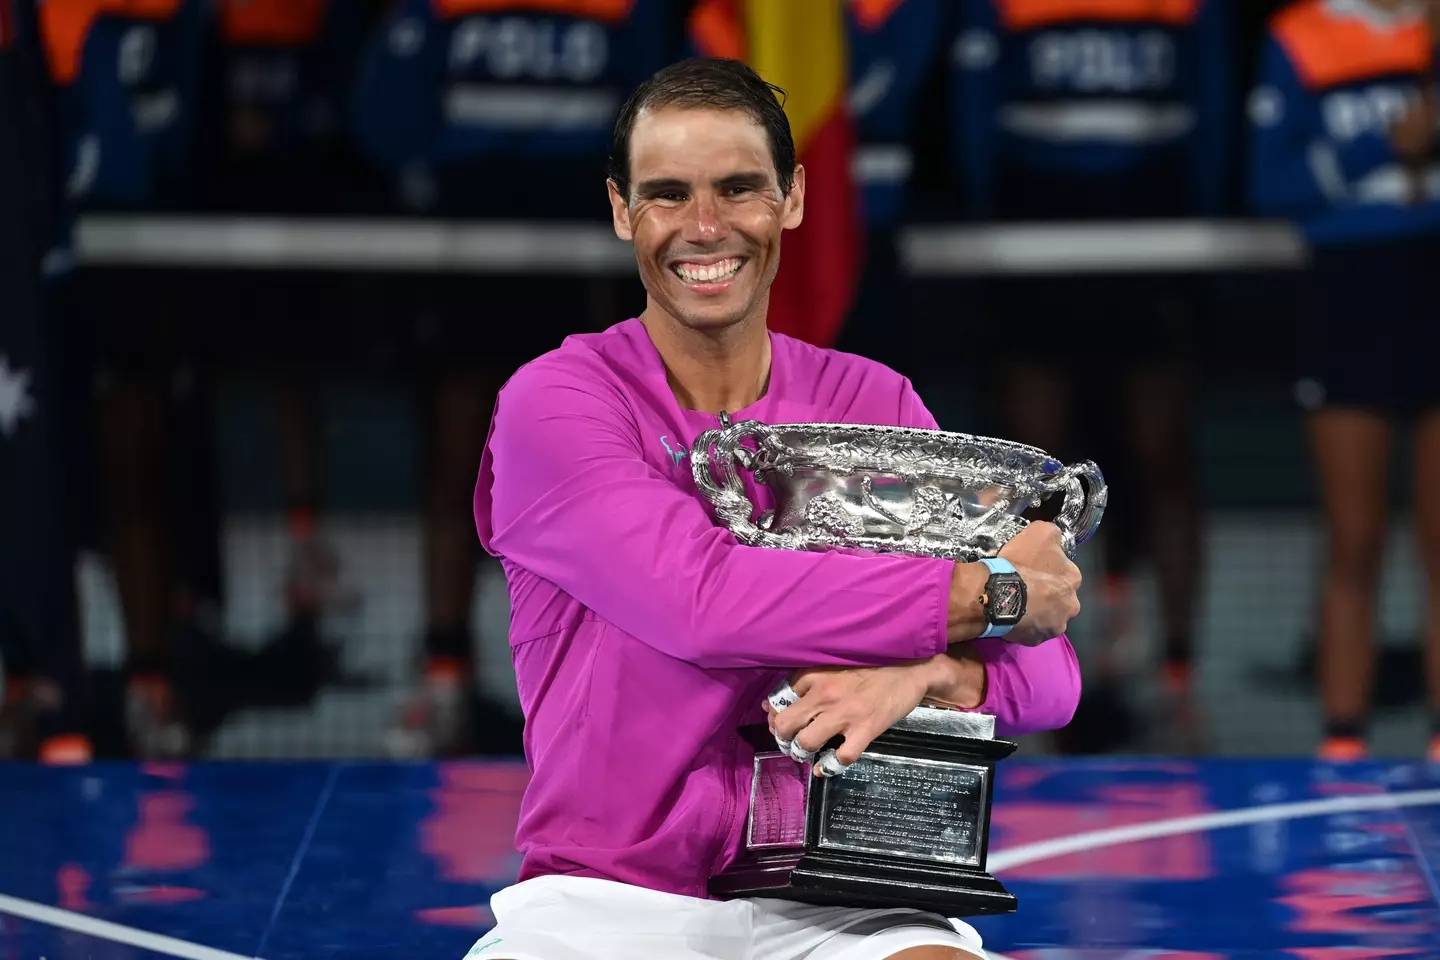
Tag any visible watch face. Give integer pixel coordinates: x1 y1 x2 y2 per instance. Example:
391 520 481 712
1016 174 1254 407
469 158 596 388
988 574 1026 625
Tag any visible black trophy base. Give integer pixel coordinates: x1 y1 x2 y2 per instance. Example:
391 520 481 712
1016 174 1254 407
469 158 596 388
710 717 1019 917
709 847 1017 916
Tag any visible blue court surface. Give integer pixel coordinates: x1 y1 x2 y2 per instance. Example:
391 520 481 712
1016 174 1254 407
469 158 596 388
3 759 1440 959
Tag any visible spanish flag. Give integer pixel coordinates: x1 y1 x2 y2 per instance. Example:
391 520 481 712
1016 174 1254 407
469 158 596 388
689 0 861 349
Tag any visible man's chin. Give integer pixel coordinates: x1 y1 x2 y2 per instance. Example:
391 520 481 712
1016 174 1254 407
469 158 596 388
673 307 751 332
654 292 752 332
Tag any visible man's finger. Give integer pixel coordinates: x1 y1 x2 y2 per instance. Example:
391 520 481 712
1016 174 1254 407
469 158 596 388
814 749 851 778
785 736 816 763
771 694 826 741
833 722 882 767
767 681 800 712
794 714 845 755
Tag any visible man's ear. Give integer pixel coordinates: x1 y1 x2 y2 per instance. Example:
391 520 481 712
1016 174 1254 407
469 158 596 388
607 179 633 241
782 164 805 231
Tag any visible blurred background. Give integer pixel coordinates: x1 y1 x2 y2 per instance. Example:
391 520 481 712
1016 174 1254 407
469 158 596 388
1 0 1436 766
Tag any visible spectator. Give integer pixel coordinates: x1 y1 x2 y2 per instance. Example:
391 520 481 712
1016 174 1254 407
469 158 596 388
1250 0 1440 762
349 0 677 756
190 0 378 711
949 0 1230 752
0 0 88 764
37 0 224 758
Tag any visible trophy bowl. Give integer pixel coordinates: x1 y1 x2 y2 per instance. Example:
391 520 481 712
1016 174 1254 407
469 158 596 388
691 420 1108 917
691 421 1107 562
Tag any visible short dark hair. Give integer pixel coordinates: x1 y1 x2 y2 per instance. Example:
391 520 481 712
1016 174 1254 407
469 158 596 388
608 57 797 202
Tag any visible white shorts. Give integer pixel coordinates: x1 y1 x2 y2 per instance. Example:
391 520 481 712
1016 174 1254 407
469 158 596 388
464 875 986 960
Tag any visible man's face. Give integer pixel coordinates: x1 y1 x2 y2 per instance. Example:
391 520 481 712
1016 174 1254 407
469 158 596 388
609 106 804 333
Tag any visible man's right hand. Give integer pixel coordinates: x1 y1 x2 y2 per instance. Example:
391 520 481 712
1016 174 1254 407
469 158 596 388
998 521 1083 645
947 521 1082 646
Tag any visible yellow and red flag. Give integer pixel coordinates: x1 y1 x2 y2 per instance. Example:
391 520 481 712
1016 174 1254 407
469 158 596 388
689 0 861 349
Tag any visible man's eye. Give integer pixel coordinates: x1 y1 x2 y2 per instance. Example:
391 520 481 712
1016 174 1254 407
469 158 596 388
658 192 686 202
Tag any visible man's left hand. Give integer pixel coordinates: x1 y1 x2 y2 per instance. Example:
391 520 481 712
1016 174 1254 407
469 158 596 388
764 661 931 776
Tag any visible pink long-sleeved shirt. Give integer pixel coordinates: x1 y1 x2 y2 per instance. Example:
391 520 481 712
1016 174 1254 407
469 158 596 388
473 318 1081 899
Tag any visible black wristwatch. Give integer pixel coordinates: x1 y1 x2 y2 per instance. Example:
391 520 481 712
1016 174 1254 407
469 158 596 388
977 557 1026 639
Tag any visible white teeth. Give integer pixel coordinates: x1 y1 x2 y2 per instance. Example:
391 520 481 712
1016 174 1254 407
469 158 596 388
674 259 741 283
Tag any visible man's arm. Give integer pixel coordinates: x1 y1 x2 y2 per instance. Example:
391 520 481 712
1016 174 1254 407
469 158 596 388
929 636 1082 735
897 379 1083 731
763 382 1086 766
768 632 1081 769
476 357 989 670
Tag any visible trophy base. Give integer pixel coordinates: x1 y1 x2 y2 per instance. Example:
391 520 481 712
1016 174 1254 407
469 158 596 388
709 711 1019 918
708 847 1017 916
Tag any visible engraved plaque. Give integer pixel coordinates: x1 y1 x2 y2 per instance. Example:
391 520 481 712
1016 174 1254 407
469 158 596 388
747 753 811 849
816 754 987 866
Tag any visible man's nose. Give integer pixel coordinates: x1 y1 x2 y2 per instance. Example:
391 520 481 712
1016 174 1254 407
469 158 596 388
681 193 728 243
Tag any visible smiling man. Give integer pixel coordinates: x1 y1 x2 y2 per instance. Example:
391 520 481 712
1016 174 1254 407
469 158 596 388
470 57 1084 960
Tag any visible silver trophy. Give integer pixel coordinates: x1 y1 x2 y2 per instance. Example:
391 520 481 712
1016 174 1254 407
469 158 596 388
691 420 1107 916
691 420 1106 562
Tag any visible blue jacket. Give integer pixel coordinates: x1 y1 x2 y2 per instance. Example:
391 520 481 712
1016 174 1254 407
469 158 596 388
1247 0 1440 245
847 0 944 228
41 0 208 209
349 0 675 216
951 0 1232 219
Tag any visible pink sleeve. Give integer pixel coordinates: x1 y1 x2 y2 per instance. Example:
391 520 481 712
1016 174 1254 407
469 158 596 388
474 359 953 671
898 379 1084 735
965 635 1082 735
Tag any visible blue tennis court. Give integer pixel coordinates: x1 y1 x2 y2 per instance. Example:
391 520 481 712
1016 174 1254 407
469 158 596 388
3 758 1438 959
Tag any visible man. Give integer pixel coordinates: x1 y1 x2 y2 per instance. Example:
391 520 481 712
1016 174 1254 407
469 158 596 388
470 58 1084 960
1248 0 1440 762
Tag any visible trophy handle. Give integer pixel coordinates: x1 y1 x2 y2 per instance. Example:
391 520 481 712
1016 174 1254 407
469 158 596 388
691 421 802 550
1049 460 1108 559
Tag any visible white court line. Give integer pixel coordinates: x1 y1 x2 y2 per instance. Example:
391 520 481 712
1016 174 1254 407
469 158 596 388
0 893 260 960
988 787 1440 873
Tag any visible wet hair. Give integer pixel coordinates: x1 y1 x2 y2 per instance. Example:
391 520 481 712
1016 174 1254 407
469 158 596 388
608 57 797 201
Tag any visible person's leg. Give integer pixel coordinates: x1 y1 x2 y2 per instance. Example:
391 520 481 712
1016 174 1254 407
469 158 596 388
97 374 175 720
1310 408 1392 759
756 900 985 960
241 372 349 707
403 370 494 755
1123 355 1204 747
269 273 342 628
275 376 332 618
1295 240 1405 761
389 273 518 757
423 371 491 645
470 874 743 959
1414 408 1440 760
992 276 1146 756
240 275 366 714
